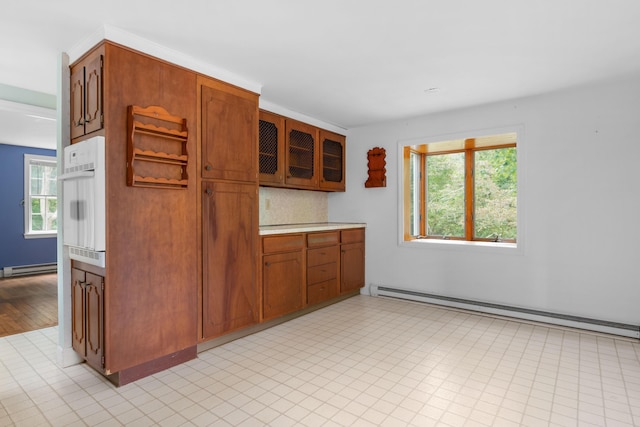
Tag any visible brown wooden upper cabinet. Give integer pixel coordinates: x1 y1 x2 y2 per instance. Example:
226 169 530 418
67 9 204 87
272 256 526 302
319 130 345 191
258 110 285 184
199 76 258 182
285 119 318 189
70 48 103 140
258 110 346 192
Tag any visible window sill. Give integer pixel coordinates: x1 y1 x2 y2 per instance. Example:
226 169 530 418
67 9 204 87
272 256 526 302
401 238 521 255
24 232 57 239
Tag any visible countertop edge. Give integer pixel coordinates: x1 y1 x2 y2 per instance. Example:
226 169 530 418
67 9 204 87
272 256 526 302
259 222 367 235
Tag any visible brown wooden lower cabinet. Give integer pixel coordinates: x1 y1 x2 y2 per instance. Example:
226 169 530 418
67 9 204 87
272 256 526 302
340 228 365 294
341 242 365 293
261 227 365 322
71 267 104 372
202 180 259 339
262 250 304 320
307 232 339 305
261 234 305 321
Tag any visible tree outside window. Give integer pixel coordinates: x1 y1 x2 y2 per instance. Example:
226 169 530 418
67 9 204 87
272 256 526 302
403 132 517 244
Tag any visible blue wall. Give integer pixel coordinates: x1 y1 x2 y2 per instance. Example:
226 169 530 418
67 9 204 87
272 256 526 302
0 143 57 270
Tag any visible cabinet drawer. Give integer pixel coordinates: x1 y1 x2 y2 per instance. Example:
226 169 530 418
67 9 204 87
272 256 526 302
307 231 339 247
307 279 337 305
341 228 365 244
307 246 339 267
262 234 304 254
308 262 337 285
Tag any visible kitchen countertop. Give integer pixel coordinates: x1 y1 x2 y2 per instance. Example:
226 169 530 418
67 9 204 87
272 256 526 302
259 222 366 235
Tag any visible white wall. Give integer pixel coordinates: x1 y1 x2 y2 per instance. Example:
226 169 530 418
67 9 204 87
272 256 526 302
329 73 640 326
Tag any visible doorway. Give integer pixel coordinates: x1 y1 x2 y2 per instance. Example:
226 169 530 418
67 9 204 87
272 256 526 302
0 273 58 337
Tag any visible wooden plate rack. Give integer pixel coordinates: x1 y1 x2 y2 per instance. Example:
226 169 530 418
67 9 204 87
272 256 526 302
127 105 189 189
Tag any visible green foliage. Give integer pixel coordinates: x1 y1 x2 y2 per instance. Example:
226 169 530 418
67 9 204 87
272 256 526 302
426 153 465 237
29 197 58 232
424 147 517 240
474 148 517 239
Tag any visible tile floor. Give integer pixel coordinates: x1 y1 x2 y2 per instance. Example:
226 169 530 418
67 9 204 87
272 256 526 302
1 295 640 426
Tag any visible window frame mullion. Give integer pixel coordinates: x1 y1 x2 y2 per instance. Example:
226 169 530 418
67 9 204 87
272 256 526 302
465 148 475 241
419 153 426 237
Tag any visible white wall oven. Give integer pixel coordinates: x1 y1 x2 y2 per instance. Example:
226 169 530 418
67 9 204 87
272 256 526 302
59 136 106 267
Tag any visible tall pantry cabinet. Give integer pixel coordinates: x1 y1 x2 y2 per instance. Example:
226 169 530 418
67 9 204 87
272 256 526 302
69 42 198 385
198 76 260 341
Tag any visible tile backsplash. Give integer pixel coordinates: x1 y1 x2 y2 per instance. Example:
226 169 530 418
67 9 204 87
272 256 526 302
259 187 327 225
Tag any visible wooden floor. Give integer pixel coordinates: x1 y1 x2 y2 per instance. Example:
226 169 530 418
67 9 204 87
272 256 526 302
0 273 58 337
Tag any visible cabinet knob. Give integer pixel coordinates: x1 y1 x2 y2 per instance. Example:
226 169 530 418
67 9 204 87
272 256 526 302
205 188 213 196
265 262 271 267
205 164 212 171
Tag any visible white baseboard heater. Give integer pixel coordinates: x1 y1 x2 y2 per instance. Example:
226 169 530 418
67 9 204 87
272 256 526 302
1 263 57 278
372 285 640 339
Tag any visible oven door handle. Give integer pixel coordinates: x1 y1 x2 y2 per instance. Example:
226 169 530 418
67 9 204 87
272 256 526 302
58 170 95 181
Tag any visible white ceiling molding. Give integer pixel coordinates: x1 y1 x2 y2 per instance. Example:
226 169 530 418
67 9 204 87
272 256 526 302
259 98 347 134
67 24 263 95
65 24 348 133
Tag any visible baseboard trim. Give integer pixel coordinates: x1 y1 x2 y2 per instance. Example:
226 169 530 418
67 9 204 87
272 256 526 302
2 263 57 278
106 346 198 387
373 285 640 339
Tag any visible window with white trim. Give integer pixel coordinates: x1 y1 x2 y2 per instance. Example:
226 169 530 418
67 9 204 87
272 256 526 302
24 154 57 238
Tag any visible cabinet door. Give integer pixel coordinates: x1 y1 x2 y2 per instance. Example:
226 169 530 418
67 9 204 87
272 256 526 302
71 268 86 356
84 272 104 371
70 54 103 140
341 242 365 293
70 66 85 140
202 181 258 338
258 110 285 184
83 55 103 135
319 130 345 191
263 251 304 321
285 120 318 188
200 79 258 182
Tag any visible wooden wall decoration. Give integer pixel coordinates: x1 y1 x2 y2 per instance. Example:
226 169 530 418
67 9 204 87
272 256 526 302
127 105 189 189
365 147 386 188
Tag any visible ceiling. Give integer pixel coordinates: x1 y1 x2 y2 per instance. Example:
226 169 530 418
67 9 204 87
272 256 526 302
0 100 57 150
2 0 640 150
